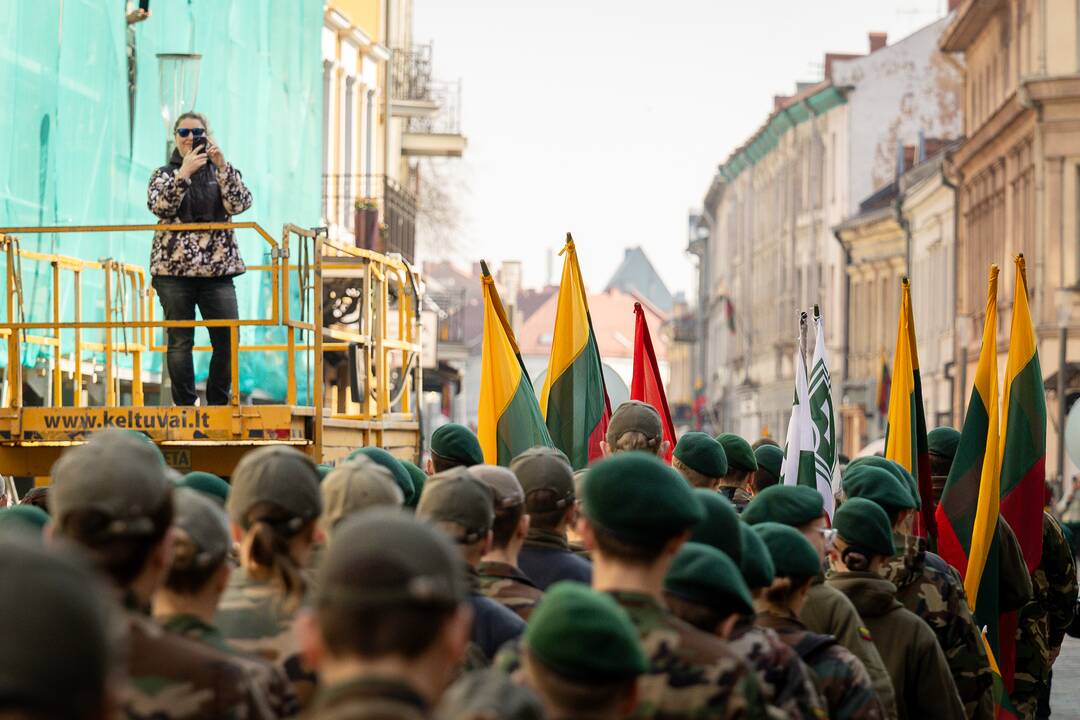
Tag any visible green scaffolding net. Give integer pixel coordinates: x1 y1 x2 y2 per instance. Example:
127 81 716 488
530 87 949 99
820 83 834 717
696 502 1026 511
0 0 323 402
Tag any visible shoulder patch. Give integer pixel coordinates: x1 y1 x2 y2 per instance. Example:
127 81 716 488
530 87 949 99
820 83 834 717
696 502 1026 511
858 625 873 642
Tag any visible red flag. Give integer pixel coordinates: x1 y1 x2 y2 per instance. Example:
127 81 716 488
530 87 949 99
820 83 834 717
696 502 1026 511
631 302 676 463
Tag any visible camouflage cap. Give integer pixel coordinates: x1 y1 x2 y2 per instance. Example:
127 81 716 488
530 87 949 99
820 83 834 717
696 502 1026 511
415 467 495 544
715 433 758 473
582 451 704 544
841 463 917 516
227 445 322 529
928 427 961 461
317 509 467 608
0 505 50 536
689 489 742 563
754 444 785 481
674 431 729 478
741 484 824 527
738 523 776 589
754 522 822 580
50 428 172 536
468 464 525 510
320 456 403 533
511 446 575 513
172 487 232 568
525 581 647 681
606 400 662 446
665 542 753 616
431 423 485 467
177 471 230 506
400 460 428 508
833 497 895 558
440 669 544 720
346 447 415 505
0 535 115 716
846 456 920 510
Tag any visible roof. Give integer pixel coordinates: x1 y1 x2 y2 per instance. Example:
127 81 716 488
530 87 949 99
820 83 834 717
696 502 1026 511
605 247 673 313
517 287 669 360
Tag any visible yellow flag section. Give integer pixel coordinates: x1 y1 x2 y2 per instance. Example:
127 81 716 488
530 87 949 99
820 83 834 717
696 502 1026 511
885 280 915 473
477 262 553 465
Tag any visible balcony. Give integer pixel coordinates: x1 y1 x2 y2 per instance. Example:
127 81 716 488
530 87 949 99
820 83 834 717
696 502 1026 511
322 174 417 263
391 44 466 158
425 288 469 364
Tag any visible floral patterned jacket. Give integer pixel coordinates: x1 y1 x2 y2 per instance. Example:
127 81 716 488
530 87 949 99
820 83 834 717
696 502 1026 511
147 159 252 277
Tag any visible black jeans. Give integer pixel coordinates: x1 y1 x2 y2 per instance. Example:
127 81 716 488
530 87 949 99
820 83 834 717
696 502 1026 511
152 276 238 406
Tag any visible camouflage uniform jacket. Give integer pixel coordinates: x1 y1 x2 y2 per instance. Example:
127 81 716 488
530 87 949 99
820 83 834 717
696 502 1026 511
756 610 885 720
518 527 592 589
125 608 272 719
306 676 429 720
1012 512 1078 718
215 569 319 707
800 579 898 719
717 486 752 512
147 156 252 277
607 590 768 719
882 533 993 719
476 560 544 620
729 615 828 719
828 572 965 720
160 613 302 718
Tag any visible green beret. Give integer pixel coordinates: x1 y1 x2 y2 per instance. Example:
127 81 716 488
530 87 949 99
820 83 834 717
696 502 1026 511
689 489 742 563
716 433 757 473
582 452 704 544
754 522 822 580
739 523 775 589
525 581 647 681
928 427 961 461
674 432 728 478
754 445 785 481
416 467 494 544
742 485 824 527
842 463 916 516
316 464 333 481
665 542 753 616
347 447 415 505
227 446 322 529
431 423 484 467
0 505 50 536
607 401 663 447
440 669 543 720
846 456 920 510
178 471 230 506
833 498 896 557
400 460 427 507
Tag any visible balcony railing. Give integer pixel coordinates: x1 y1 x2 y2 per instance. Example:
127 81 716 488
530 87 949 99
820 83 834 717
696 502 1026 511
322 174 417 263
391 43 433 103
391 44 463 137
425 289 467 345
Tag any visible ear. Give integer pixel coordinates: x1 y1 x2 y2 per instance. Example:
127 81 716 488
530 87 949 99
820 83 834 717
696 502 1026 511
619 678 640 718
600 440 611 457
662 529 691 558
483 530 494 556
659 439 671 457
296 610 324 670
578 516 597 551
425 458 434 475
517 513 531 540
230 522 243 543
716 614 739 640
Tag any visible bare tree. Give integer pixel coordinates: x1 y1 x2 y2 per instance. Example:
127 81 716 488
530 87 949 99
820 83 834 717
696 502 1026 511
414 157 468 258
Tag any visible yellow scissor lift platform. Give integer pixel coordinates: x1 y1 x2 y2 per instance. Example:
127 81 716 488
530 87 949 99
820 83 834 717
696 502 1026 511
0 222 423 477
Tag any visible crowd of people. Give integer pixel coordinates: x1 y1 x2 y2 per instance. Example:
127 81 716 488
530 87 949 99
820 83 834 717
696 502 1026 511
0 399 1076 720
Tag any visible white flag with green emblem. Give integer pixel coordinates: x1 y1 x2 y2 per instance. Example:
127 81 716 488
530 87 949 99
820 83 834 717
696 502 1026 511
808 311 837 517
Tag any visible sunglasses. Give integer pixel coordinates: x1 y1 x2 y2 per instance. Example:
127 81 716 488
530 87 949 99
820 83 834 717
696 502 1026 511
817 527 838 547
175 128 206 138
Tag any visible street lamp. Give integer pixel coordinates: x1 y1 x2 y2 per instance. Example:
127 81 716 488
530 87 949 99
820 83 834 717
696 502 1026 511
1055 287 1077 490
157 53 201 158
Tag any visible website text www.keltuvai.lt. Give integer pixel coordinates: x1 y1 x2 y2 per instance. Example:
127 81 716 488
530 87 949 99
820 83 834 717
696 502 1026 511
41 410 212 431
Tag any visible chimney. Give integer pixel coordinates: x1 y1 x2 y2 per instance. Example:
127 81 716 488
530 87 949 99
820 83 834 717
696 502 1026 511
869 32 887 53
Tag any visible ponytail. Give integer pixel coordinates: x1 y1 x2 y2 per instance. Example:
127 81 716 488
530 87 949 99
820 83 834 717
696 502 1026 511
839 545 874 572
240 502 312 613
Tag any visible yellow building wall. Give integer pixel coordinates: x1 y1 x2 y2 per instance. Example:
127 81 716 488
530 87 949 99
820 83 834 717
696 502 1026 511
329 0 382 41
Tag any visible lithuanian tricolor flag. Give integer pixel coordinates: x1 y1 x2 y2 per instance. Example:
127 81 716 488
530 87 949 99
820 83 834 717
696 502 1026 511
936 265 1003 653
539 234 611 470
477 262 553 465
999 254 1046 573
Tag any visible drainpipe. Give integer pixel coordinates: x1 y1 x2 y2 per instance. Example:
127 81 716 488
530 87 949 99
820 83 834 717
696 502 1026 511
384 0 393 185
832 229 852 382
941 153 961 423
1019 85 1046 325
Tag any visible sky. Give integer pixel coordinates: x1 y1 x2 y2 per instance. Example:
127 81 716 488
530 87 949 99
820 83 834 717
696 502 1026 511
412 0 951 299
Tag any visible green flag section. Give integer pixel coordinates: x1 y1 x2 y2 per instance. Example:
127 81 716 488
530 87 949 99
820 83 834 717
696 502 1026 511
999 254 1046 573
477 262 553 465
539 234 611 470
936 265 1002 655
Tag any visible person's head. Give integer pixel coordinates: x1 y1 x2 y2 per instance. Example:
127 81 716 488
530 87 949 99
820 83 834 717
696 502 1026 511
927 426 961 504
840 463 917 533
715 433 758 489
160 487 232 601
742 484 829 562
18 486 48 513
50 429 174 598
227 446 322 611
0 504 50 539
751 437 780 450
830 498 895 574
663 542 752 638
687 489 742 563
753 522 821 615
177 471 230 507
752 444 785 493
415 468 495 567
347 447 416 505
304 511 471 701
521 582 645 719
429 423 485 473
738 523 776 600
512 447 576 533
319 456 403 537
0 535 120 720
672 432 728 489
173 111 211 158
468 465 528 558
603 401 666 457
578 452 703 573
